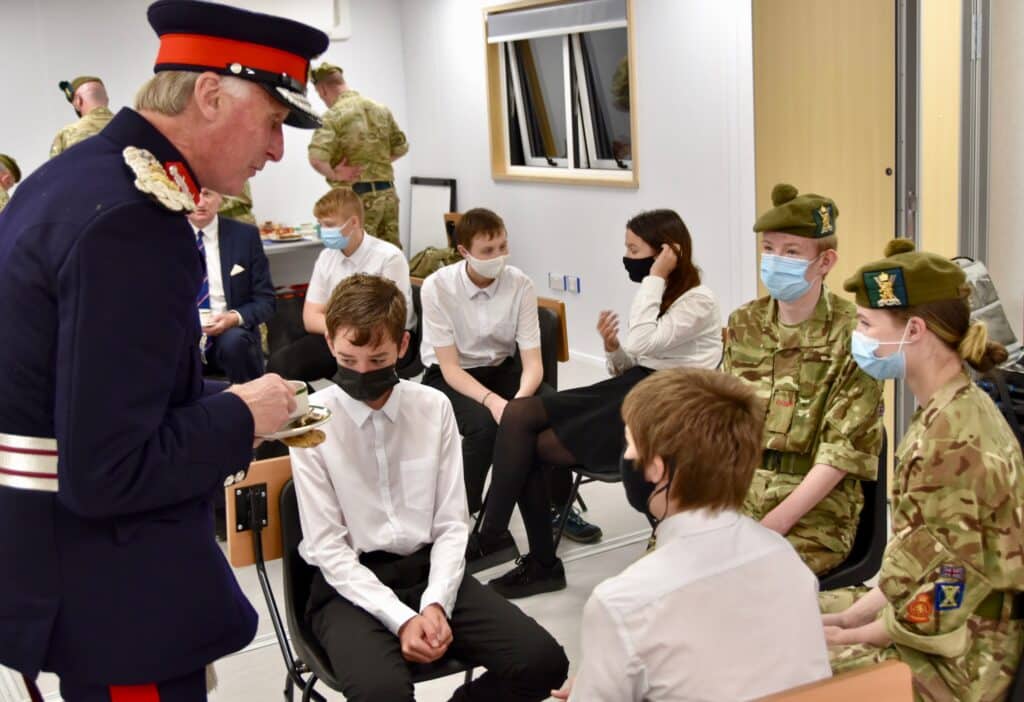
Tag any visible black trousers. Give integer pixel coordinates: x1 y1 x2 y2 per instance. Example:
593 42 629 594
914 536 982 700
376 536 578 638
266 333 336 383
308 547 568 702
421 360 570 514
203 326 264 383
57 668 207 702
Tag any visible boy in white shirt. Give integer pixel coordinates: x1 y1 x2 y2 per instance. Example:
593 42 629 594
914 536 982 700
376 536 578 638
267 188 416 382
290 274 568 702
554 368 831 702
421 208 596 563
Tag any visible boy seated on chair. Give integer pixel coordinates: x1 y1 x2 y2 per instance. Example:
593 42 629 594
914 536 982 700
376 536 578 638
553 368 832 702
420 207 601 562
289 273 568 702
266 187 416 383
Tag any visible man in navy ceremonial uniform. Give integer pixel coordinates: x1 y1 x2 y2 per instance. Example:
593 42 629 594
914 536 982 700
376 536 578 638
0 2 328 700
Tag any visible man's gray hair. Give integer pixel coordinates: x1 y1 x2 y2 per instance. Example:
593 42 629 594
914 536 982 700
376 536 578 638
134 72 250 116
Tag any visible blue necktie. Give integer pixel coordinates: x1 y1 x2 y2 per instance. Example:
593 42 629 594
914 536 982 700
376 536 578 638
196 230 211 359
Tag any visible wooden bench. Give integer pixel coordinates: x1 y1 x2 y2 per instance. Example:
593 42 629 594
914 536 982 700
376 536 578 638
756 660 913 701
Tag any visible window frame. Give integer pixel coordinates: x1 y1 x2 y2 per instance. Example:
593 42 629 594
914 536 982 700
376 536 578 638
485 0 639 188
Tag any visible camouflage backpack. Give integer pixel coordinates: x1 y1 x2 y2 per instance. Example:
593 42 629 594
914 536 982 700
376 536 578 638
409 246 462 278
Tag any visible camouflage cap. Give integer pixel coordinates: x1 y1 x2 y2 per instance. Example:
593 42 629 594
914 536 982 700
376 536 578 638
310 62 343 85
59 76 104 103
0 154 21 183
843 239 966 309
753 183 839 239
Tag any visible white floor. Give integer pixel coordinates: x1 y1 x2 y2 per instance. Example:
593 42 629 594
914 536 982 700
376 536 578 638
30 355 657 701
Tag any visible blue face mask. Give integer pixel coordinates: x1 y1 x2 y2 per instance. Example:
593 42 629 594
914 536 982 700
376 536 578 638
851 327 911 380
318 223 351 250
760 253 817 302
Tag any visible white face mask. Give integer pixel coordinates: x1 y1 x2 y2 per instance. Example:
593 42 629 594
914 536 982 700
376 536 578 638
465 253 507 280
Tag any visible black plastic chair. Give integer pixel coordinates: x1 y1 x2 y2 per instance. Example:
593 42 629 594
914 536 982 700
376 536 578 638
818 429 889 590
552 463 621 550
277 480 474 701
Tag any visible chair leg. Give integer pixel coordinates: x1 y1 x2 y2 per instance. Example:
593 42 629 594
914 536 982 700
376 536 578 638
463 667 474 684
284 674 294 702
300 674 319 702
552 472 584 551
575 493 588 512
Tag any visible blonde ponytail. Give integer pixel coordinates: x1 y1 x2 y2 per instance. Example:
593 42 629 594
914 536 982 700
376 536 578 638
958 322 1008 372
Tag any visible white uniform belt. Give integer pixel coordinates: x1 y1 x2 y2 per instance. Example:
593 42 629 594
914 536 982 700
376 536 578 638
0 432 58 493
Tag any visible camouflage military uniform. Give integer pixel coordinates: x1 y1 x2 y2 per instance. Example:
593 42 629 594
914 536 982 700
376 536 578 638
49 106 115 158
308 90 408 248
218 181 256 225
0 188 8 213
828 373 1024 701
723 289 884 574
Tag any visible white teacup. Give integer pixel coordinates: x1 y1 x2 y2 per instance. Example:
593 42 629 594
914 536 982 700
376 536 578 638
198 309 215 328
288 380 309 420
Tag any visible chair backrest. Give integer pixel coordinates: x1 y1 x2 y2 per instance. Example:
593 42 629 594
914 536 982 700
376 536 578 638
537 296 570 363
225 455 294 567
279 480 315 637
756 660 912 701
443 212 461 248
818 428 889 590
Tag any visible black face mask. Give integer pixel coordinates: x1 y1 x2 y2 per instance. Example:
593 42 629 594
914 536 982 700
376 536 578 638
622 255 655 283
332 365 400 402
621 455 674 528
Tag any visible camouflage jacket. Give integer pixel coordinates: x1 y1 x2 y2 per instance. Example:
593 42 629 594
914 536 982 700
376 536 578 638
723 289 883 479
0 188 8 213
49 106 115 158
218 181 255 225
308 90 409 187
881 373 1024 658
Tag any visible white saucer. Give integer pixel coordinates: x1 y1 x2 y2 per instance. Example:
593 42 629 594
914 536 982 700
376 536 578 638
259 405 332 440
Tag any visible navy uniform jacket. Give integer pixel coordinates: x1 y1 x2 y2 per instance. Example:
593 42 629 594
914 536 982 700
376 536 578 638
216 217 276 328
0 109 258 683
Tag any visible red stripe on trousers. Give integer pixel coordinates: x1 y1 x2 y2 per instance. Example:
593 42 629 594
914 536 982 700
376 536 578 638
108 684 160 702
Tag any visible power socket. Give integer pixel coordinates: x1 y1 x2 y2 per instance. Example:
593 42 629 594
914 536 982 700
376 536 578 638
548 273 566 291
564 276 581 294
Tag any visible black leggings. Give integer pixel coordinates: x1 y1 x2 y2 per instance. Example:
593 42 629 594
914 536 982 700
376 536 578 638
482 396 577 566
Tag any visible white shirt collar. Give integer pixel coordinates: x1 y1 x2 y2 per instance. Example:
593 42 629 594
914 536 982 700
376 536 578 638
459 260 499 300
190 215 219 241
335 379 404 427
655 508 742 545
342 231 373 267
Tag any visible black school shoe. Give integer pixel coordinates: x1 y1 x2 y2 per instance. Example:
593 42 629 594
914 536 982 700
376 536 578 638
551 505 603 544
488 555 566 599
465 529 520 574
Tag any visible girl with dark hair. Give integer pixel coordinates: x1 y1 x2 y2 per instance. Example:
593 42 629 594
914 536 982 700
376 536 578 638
468 209 723 598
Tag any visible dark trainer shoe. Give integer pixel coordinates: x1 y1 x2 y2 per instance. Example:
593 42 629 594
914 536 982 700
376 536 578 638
551 506 603 544
488 555 566 599
465 529 519 574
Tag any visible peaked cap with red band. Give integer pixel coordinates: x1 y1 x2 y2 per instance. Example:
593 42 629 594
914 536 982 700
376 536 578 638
147 0 329 129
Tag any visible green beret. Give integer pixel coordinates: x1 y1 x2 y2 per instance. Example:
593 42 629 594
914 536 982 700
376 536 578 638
310 62 343 85
753 183 839 239
843 239 966 309
0 154 21 183
59 75 104 103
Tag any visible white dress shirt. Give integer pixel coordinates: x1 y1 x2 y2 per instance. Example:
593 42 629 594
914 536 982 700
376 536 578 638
191 217 227 314
305 233 417 330
291 381 469 635
570 509 832 702
607 279 723 375
420 261 540 369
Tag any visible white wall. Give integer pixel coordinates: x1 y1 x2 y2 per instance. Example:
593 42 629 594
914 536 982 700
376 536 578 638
0 0 411 245
398 0 757 360
987 0 1024 339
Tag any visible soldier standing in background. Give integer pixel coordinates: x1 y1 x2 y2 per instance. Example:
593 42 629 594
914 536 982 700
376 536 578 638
823 239 1023 701
50 76 115 157
308 63 408 249
0 154 20 212
218 179 256 224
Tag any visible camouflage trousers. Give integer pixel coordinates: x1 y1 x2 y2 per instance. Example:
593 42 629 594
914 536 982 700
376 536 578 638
360 188 400 249
743 469 863 575
821 588 1024 701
